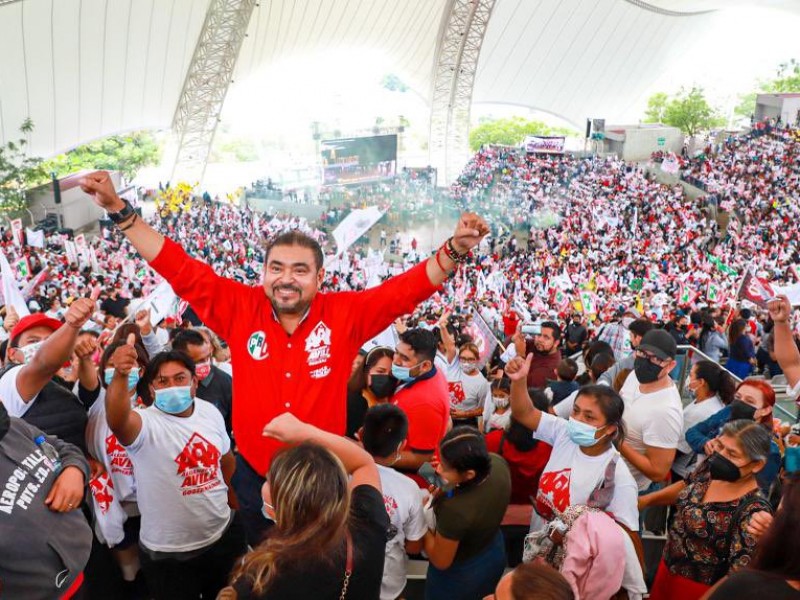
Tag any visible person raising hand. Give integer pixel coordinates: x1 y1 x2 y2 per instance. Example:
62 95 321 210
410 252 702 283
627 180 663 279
0 286 100 450
80 169 490 545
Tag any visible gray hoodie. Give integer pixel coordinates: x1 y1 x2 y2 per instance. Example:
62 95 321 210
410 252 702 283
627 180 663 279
0 411 91 599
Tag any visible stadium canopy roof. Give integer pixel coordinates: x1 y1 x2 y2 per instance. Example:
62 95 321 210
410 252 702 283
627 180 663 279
0 0 798 175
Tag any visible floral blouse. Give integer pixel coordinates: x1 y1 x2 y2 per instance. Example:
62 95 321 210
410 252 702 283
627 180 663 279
663 470 771 586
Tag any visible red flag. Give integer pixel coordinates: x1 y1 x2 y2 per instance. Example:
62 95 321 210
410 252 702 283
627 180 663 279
738 271 775 308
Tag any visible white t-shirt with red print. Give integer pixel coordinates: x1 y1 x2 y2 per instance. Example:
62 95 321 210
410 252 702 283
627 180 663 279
530 412 639 535
437 356 491 413
125 399 231 553
376 464 427 600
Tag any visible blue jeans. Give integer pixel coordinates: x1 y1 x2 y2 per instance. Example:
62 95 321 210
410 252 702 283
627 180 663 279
230 453 273 547
426 530 507 600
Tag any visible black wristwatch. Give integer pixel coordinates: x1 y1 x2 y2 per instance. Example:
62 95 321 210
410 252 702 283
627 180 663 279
107 199 136 225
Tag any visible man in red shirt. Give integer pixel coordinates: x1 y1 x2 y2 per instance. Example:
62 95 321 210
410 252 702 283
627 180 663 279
80 171 488 544
390 328 450 486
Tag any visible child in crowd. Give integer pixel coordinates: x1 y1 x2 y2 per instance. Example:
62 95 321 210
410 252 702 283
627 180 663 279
547 358 579 406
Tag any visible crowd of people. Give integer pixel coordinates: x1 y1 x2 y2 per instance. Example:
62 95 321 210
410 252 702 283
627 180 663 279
0 120 799 600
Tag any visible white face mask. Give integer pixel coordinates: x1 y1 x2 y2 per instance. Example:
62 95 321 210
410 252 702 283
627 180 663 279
493 395 510 409
16 341 45 365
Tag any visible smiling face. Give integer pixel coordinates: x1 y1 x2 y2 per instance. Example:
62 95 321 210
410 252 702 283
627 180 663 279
262 244 323 316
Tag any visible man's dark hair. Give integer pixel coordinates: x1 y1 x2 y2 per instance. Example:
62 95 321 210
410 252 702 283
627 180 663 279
556 358 579 381
541 321 561 342
361 404 408 459
264 231 324 271
740 308 752 320
172 329 208 353
628 318 655 337
144 350 196 387
399 328 437 363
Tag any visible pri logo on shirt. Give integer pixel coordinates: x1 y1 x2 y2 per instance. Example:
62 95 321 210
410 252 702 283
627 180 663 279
247 330 269 361
448 381 466 406
535 468 572 521
174 433 222 496
105 433 133 476
89 472 115 515
305 321 332 367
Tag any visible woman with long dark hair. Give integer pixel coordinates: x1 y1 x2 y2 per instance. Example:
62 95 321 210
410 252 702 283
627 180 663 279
346 346 396 438
727 319 756 380
704 473 800 598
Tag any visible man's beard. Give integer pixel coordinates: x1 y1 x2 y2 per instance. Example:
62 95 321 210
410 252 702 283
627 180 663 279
270 285 308 315
534 344 553 356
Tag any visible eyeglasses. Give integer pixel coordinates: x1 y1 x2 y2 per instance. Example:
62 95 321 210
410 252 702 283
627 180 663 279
634 349 670 367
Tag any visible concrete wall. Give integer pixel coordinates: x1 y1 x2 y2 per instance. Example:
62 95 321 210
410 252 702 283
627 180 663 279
27 170 120 231
755 94 800 125
614 125 683 161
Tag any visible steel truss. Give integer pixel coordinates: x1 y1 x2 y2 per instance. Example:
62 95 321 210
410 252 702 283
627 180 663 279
428 0 496 186
170 0 257 183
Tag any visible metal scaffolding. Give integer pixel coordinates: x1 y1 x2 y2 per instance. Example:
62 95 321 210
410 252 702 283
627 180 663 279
170 0 257 183
428 0 496 186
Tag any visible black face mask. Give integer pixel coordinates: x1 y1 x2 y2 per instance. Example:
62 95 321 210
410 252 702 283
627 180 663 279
729 400 757 422
0 403 10 443
634 357 663 384
369 374 398 399
708 452 745 482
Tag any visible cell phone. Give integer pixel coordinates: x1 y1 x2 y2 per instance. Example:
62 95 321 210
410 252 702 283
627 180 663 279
521 322 542 336
418 462 446 489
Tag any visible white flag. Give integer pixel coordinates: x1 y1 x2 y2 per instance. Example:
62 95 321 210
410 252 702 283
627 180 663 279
130 281 179 326
0 249 30 317
25 228 45 248
330 206 384 257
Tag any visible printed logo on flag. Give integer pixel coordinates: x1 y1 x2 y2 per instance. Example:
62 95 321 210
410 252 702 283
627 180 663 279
247 331 269 360
305 321 332 366
174 433 222 496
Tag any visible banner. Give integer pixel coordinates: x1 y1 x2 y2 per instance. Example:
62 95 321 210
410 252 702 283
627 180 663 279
707 253 738 276
0 250 30 317
660 154 680 174
9 218 23 247
706 279 724 304
523 135 565 154
25 228 45 248
773 282 800 306
471 308 500 369
739 270 775 308
131 281 181 327
21 268 50 300
329 206 384 258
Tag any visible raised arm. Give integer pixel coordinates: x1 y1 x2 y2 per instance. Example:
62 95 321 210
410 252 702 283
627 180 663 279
104 334 143 446
438 310 457 363
80 171 165 261
507 354 543 431
425 214 489 288
14 289 98 402
264 412 380 492
768 296 800 390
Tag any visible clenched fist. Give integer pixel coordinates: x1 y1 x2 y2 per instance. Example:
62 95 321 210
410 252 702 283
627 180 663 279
79 171 125 212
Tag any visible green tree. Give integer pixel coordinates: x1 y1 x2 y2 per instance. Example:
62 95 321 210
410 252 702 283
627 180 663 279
40 131 161 181
643 87 724 137
468 116 575 151
0 119 46 214
643 92 669 123
735 60 800 120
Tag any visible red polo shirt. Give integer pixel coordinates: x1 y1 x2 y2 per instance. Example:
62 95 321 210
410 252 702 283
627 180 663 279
150 238 439 474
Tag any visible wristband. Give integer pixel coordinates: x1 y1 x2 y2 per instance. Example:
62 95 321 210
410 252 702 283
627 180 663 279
119 213 138 232
443 237 469 263
435 247 450 275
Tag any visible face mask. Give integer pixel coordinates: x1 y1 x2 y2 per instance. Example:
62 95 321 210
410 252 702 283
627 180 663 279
634 357 663 384
15 341 44 365
153 386 194 415
368 374 398 399
708 452 746 482
567 417 607 447
729 399 757 421
195 361 212 381
104 368 140 390
460 360 477 374
621 317 634 328
392 362 421 384
493 395 510 409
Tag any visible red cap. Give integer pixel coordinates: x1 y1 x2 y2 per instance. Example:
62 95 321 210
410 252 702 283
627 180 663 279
10 313 63 342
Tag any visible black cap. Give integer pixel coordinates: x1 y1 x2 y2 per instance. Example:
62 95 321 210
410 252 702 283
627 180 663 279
638 329 677 361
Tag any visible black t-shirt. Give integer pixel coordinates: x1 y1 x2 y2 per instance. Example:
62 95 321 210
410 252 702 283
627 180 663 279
346 391 369 439
233 485 389 599
708 570 800 599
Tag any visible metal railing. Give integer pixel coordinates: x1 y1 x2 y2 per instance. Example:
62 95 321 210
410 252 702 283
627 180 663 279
674 345 797 421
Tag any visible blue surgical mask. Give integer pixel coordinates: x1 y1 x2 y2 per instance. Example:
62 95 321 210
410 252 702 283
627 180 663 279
567 417 607 447
104 368 140 390
153 386 193 415
392 362 420 383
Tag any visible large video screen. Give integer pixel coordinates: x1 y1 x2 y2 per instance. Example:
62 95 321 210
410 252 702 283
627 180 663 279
320 134 397 185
